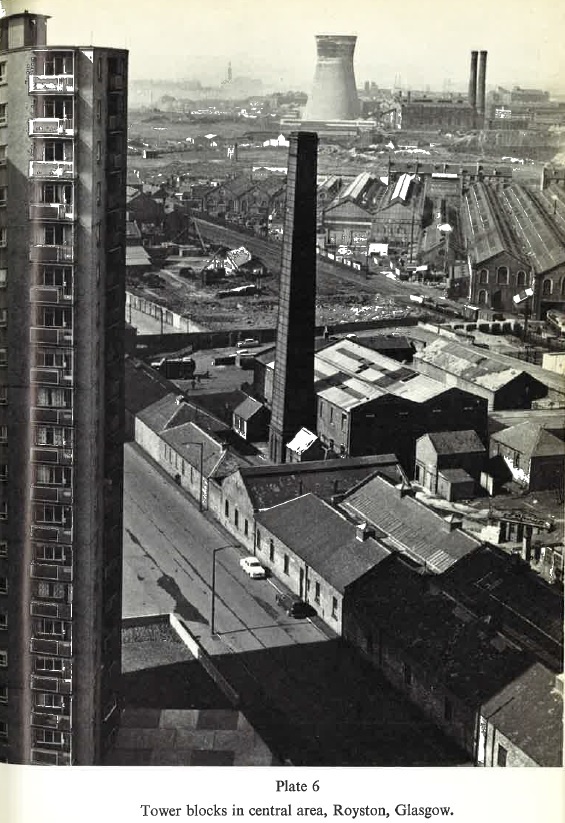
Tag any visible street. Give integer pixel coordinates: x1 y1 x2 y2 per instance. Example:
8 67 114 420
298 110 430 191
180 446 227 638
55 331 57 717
123 442 468 766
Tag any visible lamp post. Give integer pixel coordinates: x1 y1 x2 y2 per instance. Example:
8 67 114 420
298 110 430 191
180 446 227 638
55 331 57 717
210 545 235 635
183 441 203 511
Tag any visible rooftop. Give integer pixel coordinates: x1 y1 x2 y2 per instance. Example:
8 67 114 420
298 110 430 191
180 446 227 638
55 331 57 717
421 430 486 455
481 663 563 767
340 473 481 573
237 454 404 511
256 493 390 592
491 420 565 460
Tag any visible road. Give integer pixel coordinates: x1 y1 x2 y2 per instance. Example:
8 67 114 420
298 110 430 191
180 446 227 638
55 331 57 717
123 442 468 766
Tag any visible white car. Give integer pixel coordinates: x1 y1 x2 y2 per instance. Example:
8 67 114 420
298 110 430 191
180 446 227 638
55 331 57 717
237 338 260 348
239 556 267 579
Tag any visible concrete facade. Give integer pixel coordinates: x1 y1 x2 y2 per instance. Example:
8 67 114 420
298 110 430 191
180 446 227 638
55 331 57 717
0 10 128 765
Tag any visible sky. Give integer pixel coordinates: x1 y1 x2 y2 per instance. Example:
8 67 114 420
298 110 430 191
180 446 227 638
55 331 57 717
1 0 564 93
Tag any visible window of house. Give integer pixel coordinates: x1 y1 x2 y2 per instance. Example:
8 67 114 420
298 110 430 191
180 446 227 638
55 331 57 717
224 500 229 518
496 266 509 285
244 519 248 537
0 104 7 124
283 554 289 575
36 387 72 408
0 650 7 667
444 697 453 722
0 686 7 704
0 269 6 287
0 309 7 328
35 581 66 600
0 613 6 630
314 582 320 603
35 657 64 672
269 539 275 562
497 745 507 767
0 578 6 595
0 541 6 557
34 728 64 746
404 664 412 686
36 693 64 709
331 597 338 619
341 413 347 431
0 187 6 206
329 406 334 423
478 269 488 284
0 146 6 166
0 63 6 84
542 279 552 296
477 289 488 305
36 465 71 487
256 530 261 550
35 426 72 447
0 722 7 741
0 464 7 482
0 349 6 366
0 503 6 520
0 387 7 404
35 619 65 637
0 228 7 247
516 270 527 287
234 509 239 529
35 545 65 562
44 142 65 162
514 452 520 469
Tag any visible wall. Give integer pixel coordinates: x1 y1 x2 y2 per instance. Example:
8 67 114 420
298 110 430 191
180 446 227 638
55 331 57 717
254 523 344 634
219 472 256 554
481 724 538 767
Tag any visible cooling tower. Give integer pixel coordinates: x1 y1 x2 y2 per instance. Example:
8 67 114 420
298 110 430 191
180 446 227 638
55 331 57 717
304 35 361 121
468 50 478 109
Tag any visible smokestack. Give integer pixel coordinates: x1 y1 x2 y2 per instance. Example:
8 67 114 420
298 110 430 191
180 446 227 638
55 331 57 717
268 132 318 464
477 50 487 117
304 35 361 121
468 51 478 110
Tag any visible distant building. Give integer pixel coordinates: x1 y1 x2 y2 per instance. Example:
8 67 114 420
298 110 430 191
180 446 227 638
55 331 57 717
413 338 548 411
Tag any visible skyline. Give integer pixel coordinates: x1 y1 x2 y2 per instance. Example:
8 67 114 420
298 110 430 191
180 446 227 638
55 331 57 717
0 0 564 93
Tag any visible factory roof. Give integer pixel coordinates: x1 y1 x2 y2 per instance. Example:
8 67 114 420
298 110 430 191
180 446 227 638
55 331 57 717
498 184 565 274
481 664 563 767
340 473 481 573
413 338 538 392
256 493 390 593
235 454 404 512
160 422 228 478
491 421 565 460
315 340 449 409
464 183 521 265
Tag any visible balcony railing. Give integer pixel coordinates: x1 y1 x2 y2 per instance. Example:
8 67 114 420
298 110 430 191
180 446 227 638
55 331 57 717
29 285 73 304
30 203 75 221
30 244 74 263
29 75 75 93
29 161 74 180
29 118 74 137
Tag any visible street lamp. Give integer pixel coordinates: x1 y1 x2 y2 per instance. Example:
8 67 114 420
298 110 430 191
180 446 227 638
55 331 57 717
210 545 235 635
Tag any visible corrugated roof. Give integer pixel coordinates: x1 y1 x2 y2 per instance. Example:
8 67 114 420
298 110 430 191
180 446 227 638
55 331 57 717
160 422 225 477
414 338 532 390
256 493 390 592
340 474 480 572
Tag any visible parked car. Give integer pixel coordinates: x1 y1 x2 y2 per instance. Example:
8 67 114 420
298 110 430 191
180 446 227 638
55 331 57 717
239 556 267 579
237 338 260 348
275 592 316 619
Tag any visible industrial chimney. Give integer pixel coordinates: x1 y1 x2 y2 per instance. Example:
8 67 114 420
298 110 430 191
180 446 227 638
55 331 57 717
477 50 487 117
468 50 478 109
268 132 318 464
304 35 361 121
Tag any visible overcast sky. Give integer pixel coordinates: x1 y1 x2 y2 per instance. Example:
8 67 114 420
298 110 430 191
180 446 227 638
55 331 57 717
2 0 563 92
